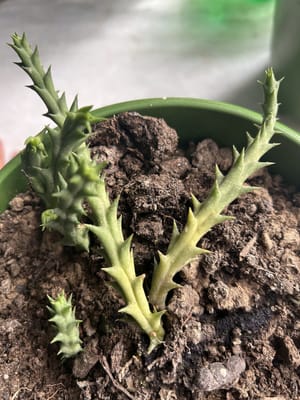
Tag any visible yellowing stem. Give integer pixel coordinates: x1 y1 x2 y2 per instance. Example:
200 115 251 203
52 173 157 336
87 183 165 353
149 69 281 310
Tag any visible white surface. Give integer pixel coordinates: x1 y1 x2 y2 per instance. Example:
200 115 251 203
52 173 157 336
0 0 275 162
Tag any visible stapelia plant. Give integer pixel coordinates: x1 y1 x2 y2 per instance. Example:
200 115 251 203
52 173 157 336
10 33 281 354
47 292 82 359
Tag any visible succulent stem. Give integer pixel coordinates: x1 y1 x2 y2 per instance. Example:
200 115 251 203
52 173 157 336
47 292 82 359
87 181 165 353
149 68 281 310
10 33 101 250
9 33 76 127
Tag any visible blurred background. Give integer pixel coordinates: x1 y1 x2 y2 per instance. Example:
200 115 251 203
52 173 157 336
0 0 279 165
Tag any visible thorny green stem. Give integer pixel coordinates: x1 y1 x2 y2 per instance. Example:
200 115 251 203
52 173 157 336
47 291 82 359
149 68 281 310
9 33 77 127
87 180 165 353
10 33 101 250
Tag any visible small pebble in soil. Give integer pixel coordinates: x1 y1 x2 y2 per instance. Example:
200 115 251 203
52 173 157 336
194 355 246 391
9 196 24 212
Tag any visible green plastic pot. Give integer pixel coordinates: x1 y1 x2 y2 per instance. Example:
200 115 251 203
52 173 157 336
0 97 299 214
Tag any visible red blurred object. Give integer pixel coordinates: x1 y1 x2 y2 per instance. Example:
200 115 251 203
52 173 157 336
0 140 4 169
0 141 19 169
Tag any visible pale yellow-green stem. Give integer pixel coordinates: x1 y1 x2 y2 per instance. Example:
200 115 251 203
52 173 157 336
87 179 165 353
149 68 281 310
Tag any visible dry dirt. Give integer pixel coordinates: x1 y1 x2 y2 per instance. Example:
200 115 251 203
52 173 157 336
0 113 299 399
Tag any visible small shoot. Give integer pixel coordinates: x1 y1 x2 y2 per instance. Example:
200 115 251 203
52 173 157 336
47 291 82 360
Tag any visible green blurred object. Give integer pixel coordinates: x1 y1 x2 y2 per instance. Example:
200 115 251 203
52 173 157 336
189 0 273 20
182 0 275 52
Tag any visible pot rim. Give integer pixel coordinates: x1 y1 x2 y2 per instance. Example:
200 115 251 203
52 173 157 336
92 97 300 144
0 96 299 213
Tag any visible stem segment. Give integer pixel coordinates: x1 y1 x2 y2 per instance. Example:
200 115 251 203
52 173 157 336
149 68 281 310
87 179 165 353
